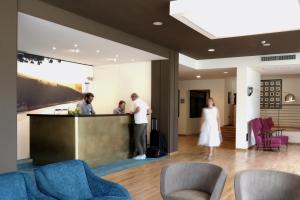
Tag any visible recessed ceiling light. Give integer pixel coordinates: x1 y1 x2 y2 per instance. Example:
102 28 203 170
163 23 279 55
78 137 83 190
261 40 271 47
196 75 201 79
263 43 271 47
115 54 119 58
153 21 163 26
74 44 78 47
52 46 56 50
208 48 215 52
75 49 80 53
224 71 229 74
130 58 135 62
113 58 117 62
96 50 100 53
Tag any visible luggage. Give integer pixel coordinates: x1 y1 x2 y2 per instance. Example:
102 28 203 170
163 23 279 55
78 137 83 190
146 118 167 158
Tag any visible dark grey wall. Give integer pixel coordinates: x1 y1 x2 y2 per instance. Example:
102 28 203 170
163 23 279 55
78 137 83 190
0 0 17 172
151 50 179 153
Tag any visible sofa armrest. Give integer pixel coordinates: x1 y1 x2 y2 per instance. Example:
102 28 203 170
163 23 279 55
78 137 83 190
23 173 57 200
210 170 227 200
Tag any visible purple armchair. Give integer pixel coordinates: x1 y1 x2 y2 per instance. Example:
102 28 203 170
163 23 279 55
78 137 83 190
262 117 289 147
251 118 281 150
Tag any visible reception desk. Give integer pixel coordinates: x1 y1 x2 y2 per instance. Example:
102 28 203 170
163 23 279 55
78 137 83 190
28 114 133 167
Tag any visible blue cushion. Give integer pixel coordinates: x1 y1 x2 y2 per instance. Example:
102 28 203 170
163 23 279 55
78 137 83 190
35 160 93 200
0 172 28 200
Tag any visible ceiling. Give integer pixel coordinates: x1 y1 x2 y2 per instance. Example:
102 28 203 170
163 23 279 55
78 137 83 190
18 13 165 66
255 64 300 76
170 0 300 39
40 0 300 59
179 65 236 80
179 64 300 80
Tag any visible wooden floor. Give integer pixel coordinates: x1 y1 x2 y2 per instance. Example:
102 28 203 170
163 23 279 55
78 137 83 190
104 135 300 200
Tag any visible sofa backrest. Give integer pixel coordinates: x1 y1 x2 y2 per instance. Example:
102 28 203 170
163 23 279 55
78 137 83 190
161 162 223 195
250 118 263 143
35 160 93 200
0 172 28 200
235 170 300 200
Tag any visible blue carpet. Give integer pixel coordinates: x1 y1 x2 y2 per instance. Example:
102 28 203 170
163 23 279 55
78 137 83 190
92 157 167 177
18 156 167 177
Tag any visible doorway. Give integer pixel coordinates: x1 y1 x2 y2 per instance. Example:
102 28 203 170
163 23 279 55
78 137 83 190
189 90 210 118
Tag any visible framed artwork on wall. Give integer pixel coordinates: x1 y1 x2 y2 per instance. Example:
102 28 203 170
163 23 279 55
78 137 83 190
260 79 282 109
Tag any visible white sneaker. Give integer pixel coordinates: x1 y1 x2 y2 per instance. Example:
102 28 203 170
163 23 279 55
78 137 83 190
133 155 142 160
133 154 146 160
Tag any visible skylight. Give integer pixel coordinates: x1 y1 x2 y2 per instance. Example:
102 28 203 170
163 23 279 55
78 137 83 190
170 0 300 39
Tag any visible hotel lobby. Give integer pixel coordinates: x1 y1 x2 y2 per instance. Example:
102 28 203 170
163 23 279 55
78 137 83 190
1 0 300 199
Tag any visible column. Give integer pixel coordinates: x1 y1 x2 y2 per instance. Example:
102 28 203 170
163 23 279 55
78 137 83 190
151 50 179 153
236 66 261 149
0 0 17 172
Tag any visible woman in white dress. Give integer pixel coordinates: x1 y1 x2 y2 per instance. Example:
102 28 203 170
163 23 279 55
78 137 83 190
198 97 221 159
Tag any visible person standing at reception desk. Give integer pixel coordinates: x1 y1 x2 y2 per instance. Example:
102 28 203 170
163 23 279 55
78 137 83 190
131 93 150 160
113 100 126 114
77 93 96 115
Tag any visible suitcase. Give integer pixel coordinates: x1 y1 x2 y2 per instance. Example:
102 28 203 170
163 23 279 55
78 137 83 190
146 118 167 158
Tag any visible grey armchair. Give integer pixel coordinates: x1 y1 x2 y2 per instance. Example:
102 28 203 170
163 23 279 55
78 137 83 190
160 162 227 200
235 170 300 200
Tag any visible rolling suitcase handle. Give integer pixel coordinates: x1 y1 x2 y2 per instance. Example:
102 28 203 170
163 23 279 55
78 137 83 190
151 118 158 131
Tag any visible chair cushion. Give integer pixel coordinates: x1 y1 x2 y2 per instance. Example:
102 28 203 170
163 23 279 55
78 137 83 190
167 190 210 200
35 160 93 200
0 173 28 200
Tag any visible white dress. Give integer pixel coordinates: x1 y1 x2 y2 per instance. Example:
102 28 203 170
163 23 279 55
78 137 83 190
198 107 221 147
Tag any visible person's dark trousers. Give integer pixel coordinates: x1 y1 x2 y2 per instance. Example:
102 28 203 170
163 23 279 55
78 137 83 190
134 123 147 156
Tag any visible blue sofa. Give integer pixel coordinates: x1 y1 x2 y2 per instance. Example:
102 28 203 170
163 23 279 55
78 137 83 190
0 172 55 200
34 160 131 200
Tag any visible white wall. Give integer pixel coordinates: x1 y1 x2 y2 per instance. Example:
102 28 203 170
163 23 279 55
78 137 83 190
178 78 236 135
261 75 300 104
93 62 151 113
93 62 152 139
236 67 261 149
261 75 300 143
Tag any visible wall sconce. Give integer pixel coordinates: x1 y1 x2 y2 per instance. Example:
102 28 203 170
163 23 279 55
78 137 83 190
247 87 253 96
284 93 296 103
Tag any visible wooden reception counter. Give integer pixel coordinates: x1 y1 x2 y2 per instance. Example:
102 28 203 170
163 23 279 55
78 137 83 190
28 114 133 167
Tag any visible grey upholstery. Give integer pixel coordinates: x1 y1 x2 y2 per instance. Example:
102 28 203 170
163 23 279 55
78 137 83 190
160 163 227 200
235 170 300 200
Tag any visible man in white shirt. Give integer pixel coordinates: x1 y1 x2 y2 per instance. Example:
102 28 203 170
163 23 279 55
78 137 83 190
131 93 150 160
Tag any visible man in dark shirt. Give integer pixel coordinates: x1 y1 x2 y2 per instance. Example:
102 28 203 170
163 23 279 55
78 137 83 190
77 93 96 115
113 100 126 114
